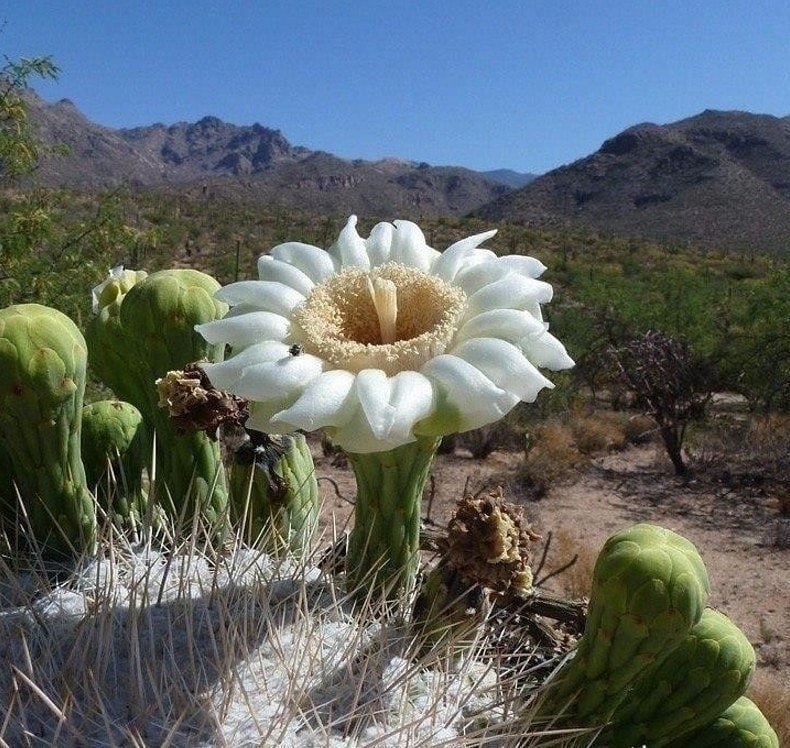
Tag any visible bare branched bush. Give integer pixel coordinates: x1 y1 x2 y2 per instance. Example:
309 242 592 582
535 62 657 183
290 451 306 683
609 331 712 475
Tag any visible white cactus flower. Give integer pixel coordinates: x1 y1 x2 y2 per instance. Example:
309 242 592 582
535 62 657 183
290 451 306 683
197 216 573 454
91 265 148 314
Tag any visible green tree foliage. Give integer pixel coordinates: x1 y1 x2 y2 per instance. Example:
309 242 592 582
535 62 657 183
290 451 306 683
0 54 59 178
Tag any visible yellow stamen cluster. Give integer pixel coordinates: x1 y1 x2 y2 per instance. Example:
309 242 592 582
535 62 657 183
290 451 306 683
293 262 466 376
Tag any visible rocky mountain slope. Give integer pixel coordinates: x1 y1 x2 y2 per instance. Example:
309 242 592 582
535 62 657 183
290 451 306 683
476 110 790 253
23 91 509 217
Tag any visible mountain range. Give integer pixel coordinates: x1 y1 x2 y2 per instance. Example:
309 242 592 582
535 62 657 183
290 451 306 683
20 91 790 253
24 91 527 217
478 110 790 253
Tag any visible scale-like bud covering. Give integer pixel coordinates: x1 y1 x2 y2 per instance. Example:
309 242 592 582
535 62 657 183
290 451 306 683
537 523 710 728
229 432 318 558
606 608 756 746
665 696 779 748
81 400 147 523
0 304 96 555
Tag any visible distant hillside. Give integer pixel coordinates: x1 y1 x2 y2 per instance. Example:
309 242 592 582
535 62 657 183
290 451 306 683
477 110 790 253
482 169 537 188
23 91 509 218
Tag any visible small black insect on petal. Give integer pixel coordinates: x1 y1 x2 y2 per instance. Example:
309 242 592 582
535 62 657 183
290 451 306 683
288 344 303 356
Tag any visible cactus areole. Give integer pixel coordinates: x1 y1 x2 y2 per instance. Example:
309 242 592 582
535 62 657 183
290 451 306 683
0 304 96 556
198 216 572 599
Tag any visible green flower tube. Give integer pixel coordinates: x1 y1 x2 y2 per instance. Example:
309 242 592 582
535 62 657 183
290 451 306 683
605 608 756 747
536 523 710 729
89 268 229 528
345 435 440 601
665 696 779 748
0 304 96 556
229 431 319 558
81 400 148 525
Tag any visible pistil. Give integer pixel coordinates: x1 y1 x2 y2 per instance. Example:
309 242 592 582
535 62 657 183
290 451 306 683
367 275 398 344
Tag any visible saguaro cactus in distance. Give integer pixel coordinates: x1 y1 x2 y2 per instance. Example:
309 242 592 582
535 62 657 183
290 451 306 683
0 304 96 556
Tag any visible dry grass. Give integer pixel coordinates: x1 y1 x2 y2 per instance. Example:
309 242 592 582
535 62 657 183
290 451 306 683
748 670 790 746
568 410 628 455
538 529 597 601
517 423 587 498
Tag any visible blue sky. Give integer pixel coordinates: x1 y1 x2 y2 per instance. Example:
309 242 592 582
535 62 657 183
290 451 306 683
4 1 789 173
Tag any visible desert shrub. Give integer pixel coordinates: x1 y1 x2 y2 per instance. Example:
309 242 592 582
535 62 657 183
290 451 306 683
622 413 657 444
609 331 712 475
540 528 598 599
749 671 790 747
517 422 586 498
569 409 628 455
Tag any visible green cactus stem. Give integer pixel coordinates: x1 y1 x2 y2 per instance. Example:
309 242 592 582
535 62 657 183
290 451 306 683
535 523 710 730
665 696 779 748
604 607 756 747
81 400 148 525
412 487 537 657
0 304 96 556
229 430 319 558
88 268 229 529
346 435 440 603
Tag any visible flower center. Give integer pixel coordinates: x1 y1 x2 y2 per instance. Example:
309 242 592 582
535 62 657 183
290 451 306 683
293 263 466 375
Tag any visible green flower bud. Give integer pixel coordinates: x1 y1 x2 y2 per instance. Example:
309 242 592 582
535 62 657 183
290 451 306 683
81 400 148 525
229 431 318 558
536 523 710 728
606 608 756 747
0 304 96 556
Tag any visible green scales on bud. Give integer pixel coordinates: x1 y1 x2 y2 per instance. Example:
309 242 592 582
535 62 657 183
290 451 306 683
87 268 229 529
229 430 319 559
666 696 779 748
535 523 710 729
81 400 148 526
605 608 756 747
0 304 96 556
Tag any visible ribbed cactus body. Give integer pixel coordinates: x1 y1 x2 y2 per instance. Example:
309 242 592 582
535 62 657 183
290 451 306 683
605 608 756 747
665 696 779 748
81 400 147 523
537 523 710 728
229 432 318 558
88 269 229 528
0 304 96 556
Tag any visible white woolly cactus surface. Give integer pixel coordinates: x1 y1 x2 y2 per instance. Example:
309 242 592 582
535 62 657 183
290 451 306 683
0 543 502 747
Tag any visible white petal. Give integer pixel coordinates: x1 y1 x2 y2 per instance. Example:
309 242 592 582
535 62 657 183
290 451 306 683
200 341 289 389
453 260 508 294
520 330 575 370
419 354 519 433
432 234 498 282
366 222 395 267
257 256 315 296
195 311 290 347
233 354 324 401
389 220 437 270
355 369 434 442
328 215 370 270
215 280 305 317
270 241 336 283
465 274 553 318
498 255 547 279
451 338 553 402
271 369 357 431
454 308 546 346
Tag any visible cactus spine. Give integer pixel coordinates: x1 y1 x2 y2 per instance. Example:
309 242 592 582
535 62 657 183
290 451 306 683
0 304 96 556
229 431 318 558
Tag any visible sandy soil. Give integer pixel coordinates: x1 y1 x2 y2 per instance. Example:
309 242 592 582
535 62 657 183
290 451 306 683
311 438 790 675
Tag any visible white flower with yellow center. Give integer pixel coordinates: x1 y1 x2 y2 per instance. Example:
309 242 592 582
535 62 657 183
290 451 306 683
197 216 573 455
